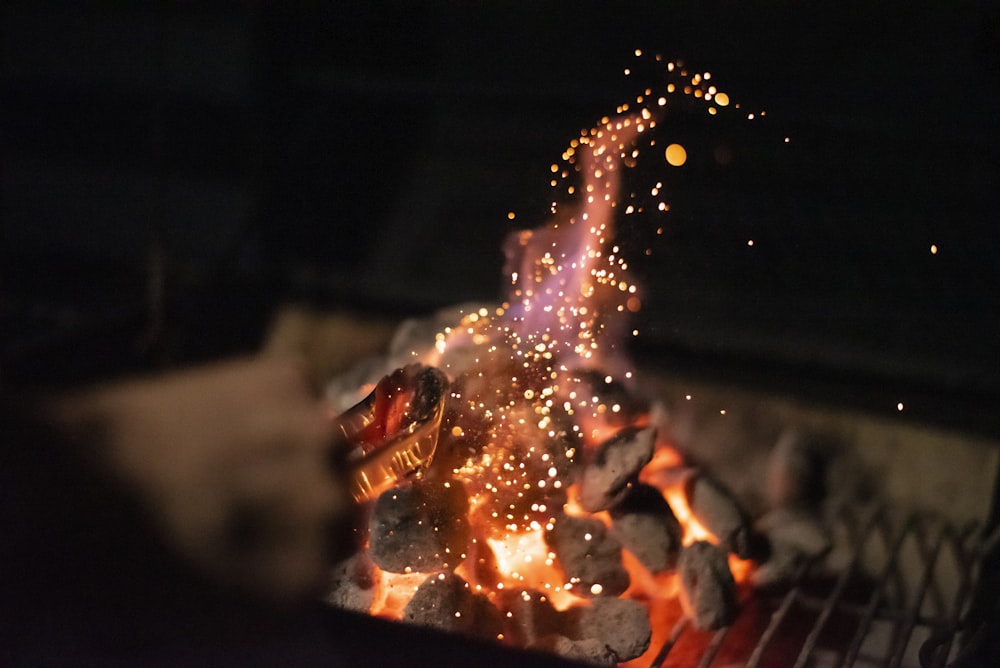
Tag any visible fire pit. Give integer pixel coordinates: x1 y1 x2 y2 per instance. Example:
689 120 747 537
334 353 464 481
295 54 1000 668
310 306 998 668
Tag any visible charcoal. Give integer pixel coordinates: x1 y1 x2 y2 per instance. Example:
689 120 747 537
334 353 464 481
752 508 831 587
565 596 652 662
684 473 759 559
495 588 562 646
368 479 469 573
757 507 831 558
467 529 503 590
534 635 617 667
678 540 737 630
610 483 683 572
564 369 650 430
545 514 629 597
402 572 504 642
325 552 376 612
578 427 655 512
766 429 832 509
442 369 576 536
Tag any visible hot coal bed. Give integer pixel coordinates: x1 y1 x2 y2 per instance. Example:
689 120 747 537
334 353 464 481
6 8 999 664
319 302 998 668
308 52 1000 668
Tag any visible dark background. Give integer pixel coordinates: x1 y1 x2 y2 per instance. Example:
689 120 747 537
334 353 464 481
3 1 999 435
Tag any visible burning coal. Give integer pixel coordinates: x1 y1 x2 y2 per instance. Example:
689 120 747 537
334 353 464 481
326 54 767 665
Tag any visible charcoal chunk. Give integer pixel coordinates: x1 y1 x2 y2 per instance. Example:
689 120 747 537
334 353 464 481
753 508 831 587
326 552 376 612
678 540 737 630
767 429 833 509
535 635 616 667
610 483 683 572
545 515 629 597
496 588 562 646
564 369 650 430
566 596 652 662
402 572 504 641
684 473 758 559
578 427 655 512
369 479 469 573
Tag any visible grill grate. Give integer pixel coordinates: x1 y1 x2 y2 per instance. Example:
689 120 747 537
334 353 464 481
647 504 994 668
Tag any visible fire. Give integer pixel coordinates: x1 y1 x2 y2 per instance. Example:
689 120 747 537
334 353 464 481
348 53 764 660
662 485 717 546
369 567 426 619
485 530 578 611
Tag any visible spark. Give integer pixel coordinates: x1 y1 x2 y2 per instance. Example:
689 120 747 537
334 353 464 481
665 143 687 166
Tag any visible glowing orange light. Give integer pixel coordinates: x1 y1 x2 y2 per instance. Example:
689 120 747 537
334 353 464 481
665 143 687 167
662 485 717 546
362 52 763 651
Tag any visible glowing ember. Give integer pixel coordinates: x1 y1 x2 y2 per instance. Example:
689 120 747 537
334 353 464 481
342 52 766 663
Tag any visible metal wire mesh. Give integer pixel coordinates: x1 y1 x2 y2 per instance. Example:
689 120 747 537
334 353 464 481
648 504 992 668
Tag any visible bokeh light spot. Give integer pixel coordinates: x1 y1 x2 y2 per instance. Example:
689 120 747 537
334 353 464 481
665 143 687 167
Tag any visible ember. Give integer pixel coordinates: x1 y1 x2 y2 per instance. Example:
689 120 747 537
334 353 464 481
326 54 768 664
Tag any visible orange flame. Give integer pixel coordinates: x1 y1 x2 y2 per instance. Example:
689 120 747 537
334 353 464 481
356 54 759 659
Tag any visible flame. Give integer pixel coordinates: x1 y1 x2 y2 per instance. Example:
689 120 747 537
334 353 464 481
369 567 427 619
662 485 717 547
357 53 761 653
485 530 578 611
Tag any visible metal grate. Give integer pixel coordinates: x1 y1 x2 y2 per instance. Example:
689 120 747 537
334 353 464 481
647 504 995 668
